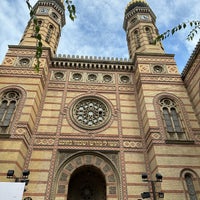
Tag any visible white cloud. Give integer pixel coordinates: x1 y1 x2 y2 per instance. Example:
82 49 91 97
0 0 199 73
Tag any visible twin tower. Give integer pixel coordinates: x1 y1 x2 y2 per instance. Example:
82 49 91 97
19 0 164 58
1 1 200 200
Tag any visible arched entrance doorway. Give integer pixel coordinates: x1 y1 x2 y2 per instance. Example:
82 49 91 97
53 152 120 199
67 165 106 200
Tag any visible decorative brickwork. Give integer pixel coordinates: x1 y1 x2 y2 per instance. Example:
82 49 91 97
0 1 200 200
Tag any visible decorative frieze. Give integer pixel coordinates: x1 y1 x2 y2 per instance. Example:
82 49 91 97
123 140 142 148
140 75 182 82
2 57 16 66
34 138 55 145
67 84 116 91
69 71 115 84
167 65 179 74
0 68 43 76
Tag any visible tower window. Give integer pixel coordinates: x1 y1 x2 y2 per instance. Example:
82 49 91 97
0 91 20 134
185 173 198 200
133 30 140 49
38 20 42 27
160 98 186 140
46 24 54 43
145 27 154 44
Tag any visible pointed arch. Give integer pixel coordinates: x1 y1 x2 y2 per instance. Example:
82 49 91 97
51 151 121 200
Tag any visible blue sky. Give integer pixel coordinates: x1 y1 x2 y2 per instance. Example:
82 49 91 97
0 0 200 73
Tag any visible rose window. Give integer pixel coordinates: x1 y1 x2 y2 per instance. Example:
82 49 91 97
71 97 111 130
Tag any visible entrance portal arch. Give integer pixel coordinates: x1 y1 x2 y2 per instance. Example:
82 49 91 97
52 152 120 200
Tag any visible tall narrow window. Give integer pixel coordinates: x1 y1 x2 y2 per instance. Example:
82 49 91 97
38 20 42 27
185 173 198 200
160 98 185 140
0 91 20 134
134 30 140 49
46 24 54 43
145 27 153 44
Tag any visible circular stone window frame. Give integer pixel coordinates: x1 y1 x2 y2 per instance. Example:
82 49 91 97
72 72 82 81
88 74 97 82
103 74 112 83
119 75 130 84
15 57 33 68
51 71 66 81
54 71 64 80
151 64 166 74
66 94 115 134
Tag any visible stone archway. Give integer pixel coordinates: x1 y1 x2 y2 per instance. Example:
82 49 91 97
67 165 106 200
53 152 120 200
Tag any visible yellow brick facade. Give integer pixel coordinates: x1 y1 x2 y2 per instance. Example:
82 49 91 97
0 0 200 200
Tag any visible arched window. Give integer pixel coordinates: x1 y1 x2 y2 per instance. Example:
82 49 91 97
37 20 42 27
133 30 140 49
185 173 198 200
145 27 153 44
46 24 54 43
160 98 185 140
0 91 20 134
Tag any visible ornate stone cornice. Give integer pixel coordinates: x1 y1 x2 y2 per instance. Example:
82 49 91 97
51 55 135 72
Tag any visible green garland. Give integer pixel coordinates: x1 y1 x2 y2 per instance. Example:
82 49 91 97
155 20 200 43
